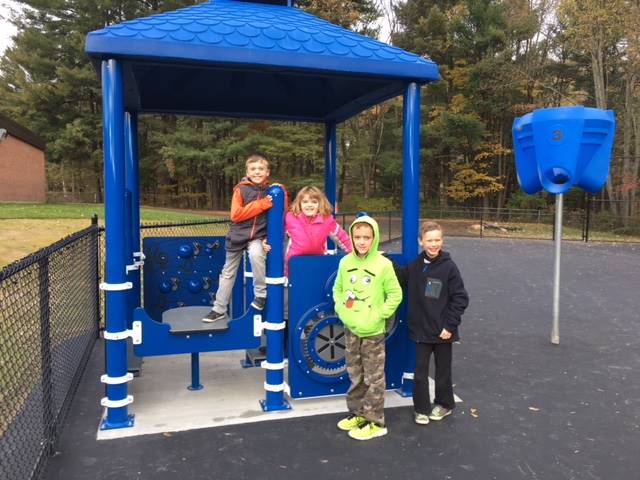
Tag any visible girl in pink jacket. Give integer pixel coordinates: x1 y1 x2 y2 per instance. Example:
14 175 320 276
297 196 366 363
285 186 352 272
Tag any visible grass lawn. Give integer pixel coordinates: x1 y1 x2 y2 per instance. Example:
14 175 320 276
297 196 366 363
0 203 225 267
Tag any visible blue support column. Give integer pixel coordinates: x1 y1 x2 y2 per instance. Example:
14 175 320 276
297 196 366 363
260 185 291 411
399 82 421 397
188 353 203 390
325 121 338 251
100 59 134 429
125 112 141 310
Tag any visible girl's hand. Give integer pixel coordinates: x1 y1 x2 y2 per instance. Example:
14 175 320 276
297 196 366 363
439 328 452 340
262 239 272 253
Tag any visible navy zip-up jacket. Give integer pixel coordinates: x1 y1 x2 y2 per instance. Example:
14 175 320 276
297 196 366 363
395 251 469 343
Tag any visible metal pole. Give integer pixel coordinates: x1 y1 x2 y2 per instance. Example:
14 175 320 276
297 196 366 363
100 59 134 429
551 193 563 345
125 112 141 309
399 82 421 397
188 353 203 390
260 184 290 411
325 121 338 251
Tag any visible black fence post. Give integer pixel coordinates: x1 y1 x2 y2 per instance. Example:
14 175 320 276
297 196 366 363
92 214 102 333
480 209 483 239
388 212 392 242
585 194 591 243
38 255 55 457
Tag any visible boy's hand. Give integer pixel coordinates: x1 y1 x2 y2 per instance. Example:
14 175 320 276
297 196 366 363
262 238 271 253
439 328 452 340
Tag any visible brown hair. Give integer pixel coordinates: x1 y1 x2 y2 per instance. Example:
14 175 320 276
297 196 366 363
420 220 443 237
245 153 269 169
290 186 334 216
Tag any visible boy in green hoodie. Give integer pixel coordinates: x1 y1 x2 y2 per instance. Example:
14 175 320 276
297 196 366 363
333 214 402 441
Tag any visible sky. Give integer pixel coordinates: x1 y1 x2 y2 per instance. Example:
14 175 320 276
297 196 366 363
0 1 19 54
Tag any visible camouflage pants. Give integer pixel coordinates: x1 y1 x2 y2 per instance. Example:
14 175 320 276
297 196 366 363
345 329 386 426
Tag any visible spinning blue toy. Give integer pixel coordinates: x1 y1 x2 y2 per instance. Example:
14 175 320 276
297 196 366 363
512 106 615 344
513 106 615 195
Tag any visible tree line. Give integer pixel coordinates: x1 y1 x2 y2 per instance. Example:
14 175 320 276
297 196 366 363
1 0 639 216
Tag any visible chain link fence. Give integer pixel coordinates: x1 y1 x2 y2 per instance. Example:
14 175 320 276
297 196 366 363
338 206 639 243
0 224 99 480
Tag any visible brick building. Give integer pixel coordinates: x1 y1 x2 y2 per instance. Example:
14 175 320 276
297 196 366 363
0 113 47 203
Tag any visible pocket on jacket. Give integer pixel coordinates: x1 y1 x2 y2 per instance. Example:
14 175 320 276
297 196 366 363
424 277 443 299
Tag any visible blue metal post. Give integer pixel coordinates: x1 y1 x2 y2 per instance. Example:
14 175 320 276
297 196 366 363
188 353 203 390
100 59 134 429
325 121 338 251
399 82 421 397
125 111 141 310
123 190 133 328
260 185 291 411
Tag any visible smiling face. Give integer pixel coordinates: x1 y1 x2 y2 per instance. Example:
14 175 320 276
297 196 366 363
300 194 320 217
246 159 270 185
420 228 443 258
352 223 374 258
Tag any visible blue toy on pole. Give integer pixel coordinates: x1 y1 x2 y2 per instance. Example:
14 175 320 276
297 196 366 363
512 105 615 345
512 106 615 195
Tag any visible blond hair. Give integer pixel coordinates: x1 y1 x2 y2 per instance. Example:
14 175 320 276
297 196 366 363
245 153 269 169
420 220 443 237
290 186 334 216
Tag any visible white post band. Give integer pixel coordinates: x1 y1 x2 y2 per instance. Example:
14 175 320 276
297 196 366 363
103 321 142 344
101 373 134 385
264 382 290 395
261 360 286 370
402 372 414 380
100 282 133 291
100 395 133 408
265 276 287 285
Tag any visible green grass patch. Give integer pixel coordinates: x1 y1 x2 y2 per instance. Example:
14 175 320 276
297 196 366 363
0 203 218 222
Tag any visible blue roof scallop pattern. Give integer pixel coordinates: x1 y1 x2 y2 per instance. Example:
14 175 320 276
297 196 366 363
86 0 439 82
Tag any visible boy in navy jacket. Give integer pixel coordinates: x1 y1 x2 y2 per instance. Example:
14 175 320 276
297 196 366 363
394 221 469 424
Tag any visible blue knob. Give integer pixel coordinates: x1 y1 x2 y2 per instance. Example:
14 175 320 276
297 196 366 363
159 280 172 293
188 278 203 293
178 244 193 258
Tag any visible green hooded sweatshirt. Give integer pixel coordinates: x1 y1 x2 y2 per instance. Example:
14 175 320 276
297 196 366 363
332 215 403 337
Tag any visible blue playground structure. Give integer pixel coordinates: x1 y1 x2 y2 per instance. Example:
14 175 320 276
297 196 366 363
85 0 440 429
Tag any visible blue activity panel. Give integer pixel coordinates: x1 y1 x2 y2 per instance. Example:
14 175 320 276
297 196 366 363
512 106 615 194
143 236 226 321
287 254 408 399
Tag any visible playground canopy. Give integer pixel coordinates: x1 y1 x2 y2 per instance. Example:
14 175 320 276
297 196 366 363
85 0 439 122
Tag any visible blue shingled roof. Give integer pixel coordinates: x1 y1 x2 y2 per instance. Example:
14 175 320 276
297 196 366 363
85 0 440 121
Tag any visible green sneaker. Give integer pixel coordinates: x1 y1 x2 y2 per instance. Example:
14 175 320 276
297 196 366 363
348 421 388 441
428 405 452 421
337 414 367 431
414 412 430 425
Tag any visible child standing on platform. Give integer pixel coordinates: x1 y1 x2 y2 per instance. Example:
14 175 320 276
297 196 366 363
333 214 402 440
394 221 469 424
203 153 273 323
285 186 352 271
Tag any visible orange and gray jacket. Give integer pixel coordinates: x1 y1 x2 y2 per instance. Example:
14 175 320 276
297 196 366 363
225 178 272 251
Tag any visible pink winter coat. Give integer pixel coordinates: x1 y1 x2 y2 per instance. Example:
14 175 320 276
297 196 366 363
285 212 352 271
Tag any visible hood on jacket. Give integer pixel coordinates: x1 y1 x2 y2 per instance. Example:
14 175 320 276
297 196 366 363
348 214 380 260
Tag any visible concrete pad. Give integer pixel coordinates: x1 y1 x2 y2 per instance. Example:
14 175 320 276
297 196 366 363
97 349 461 440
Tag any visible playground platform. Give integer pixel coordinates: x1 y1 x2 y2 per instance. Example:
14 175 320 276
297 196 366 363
44 237 640 480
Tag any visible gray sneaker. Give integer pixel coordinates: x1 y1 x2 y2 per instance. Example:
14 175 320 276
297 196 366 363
202 310 227 323
251 297 266 310
428 405 452 421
